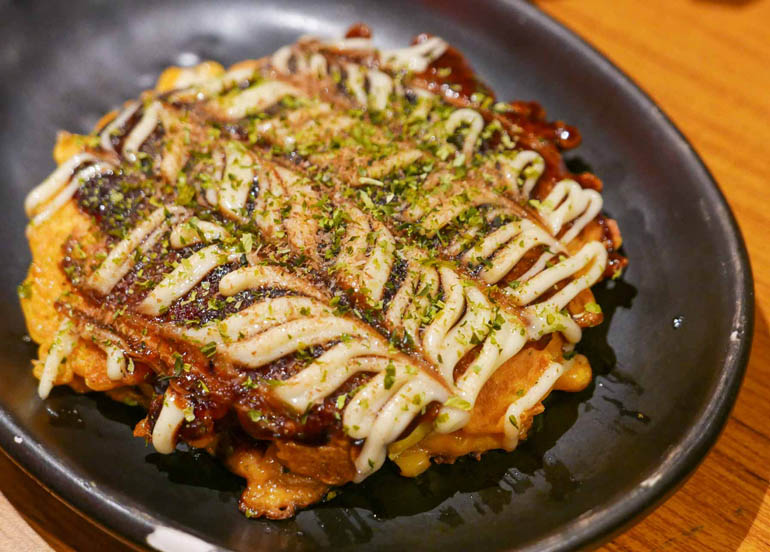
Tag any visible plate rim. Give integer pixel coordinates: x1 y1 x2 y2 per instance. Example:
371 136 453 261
0 1 755 551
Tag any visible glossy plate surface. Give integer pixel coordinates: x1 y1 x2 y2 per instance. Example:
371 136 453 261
0 1 753 550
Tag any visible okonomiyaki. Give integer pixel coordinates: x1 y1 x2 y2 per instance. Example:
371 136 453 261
19 24 626 518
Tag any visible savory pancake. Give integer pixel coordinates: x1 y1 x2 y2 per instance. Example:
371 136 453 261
20 24 625 518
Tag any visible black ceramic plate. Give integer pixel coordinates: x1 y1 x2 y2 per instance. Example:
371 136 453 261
0 1 753 551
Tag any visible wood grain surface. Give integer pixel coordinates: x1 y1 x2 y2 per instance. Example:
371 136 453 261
2 0 769 550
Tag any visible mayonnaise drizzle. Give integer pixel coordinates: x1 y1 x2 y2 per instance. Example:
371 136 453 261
366 69 393 112
25 154 114 226
37 320 77 399
509 241 608 309
436 309 528 433
169 218 229 249
217 141 256 221
537 179 603 244
343 63 368 106
25 154 95 216
171 64 259 101
384 256 439 342
102 341 128 381
218 265 325 300
308 53 328 78
181 296 329 346
30 161 114 226
323 38 375 52
123 101 162 161
498 150 545 198
364 149 423 180
463 219 562 284
224 316 366 368
270 45 294 74
275 340 390 411
87 206 187 295
351 371 448 481
381 37 448 73
137 245 234 316
268 41 441 118
445 108 484 163
334 207 395 302
502 361 567 450
99 101 140 153
152 389 187 454
222 81 304 120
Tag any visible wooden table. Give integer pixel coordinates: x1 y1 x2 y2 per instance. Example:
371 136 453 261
2 0 769 550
